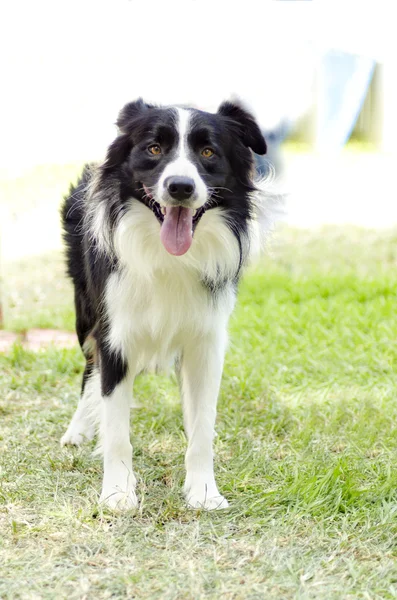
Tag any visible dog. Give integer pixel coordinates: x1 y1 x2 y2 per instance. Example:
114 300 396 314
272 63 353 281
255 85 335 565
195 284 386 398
61 98 275 510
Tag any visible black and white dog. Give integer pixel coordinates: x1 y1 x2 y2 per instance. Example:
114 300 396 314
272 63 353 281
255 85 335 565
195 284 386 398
61 99 274 510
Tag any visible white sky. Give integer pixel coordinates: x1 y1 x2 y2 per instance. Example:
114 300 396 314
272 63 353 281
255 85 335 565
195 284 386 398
1 0 395 168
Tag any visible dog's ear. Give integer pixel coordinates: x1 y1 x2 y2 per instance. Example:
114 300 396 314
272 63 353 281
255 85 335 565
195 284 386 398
117 98 154 133
102 134 132 173
102 99 155 173
218 101 267 155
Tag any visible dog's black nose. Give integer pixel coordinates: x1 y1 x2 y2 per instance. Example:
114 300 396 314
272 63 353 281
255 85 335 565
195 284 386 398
165 176 195 202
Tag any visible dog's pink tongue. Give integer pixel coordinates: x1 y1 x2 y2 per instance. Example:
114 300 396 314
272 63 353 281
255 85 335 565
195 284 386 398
160 206 193 256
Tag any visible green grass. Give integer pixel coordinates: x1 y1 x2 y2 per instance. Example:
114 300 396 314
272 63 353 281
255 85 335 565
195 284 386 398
2 251 75 331
2 227 397 598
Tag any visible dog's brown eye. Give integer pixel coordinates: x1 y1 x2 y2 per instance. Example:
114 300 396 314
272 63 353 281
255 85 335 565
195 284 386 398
148 144 161 155
201 148 214 158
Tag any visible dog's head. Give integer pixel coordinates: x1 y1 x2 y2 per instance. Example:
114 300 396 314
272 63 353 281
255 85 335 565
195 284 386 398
102 99 266 256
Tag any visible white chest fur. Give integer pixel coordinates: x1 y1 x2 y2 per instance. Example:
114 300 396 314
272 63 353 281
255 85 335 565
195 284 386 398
104 201 239 372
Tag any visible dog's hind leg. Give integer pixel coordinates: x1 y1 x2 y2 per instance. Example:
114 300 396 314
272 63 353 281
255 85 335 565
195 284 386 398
61 284 100 446
61 363 101 447
61 324 101 447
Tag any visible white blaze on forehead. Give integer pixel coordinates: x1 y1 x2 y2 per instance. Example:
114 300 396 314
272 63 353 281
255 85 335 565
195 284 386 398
176 107 191 163
157 107 208 206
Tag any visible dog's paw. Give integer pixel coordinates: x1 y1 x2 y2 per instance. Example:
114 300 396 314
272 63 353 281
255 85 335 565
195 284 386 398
99 488 138 512
186 492 229 510
60 424 95 447
185 479 229 510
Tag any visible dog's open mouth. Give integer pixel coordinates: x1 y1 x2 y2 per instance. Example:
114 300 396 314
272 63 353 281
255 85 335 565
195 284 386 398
139 186 214 256
139 194 206 228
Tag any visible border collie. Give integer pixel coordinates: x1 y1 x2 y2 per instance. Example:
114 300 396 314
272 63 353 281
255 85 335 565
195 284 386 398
61 99 275 511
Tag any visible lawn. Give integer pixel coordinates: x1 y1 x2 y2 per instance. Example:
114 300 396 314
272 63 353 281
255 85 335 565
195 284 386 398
2 226 397 599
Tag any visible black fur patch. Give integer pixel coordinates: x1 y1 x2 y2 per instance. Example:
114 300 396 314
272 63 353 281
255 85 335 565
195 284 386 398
99 345 127 397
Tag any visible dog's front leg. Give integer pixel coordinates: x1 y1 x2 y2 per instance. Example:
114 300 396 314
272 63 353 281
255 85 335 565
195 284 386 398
98 346 137 511
180 328 229 510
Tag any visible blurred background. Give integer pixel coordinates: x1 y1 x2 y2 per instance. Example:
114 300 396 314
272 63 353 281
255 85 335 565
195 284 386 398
0 0 396 329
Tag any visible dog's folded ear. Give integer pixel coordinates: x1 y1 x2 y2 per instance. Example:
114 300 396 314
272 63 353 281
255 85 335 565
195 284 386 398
102 134 132 173
102 99 155 173
117 98 154 133
218 101 267 155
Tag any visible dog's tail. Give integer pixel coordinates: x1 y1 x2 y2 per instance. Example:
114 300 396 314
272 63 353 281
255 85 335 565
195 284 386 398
61 164 93 280
61 164 97 352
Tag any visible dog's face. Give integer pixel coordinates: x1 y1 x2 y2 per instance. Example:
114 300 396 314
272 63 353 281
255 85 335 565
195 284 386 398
103 99 266 255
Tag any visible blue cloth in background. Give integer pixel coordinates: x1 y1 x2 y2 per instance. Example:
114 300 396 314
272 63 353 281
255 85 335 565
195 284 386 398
255 50 375 177
315 50 375 150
